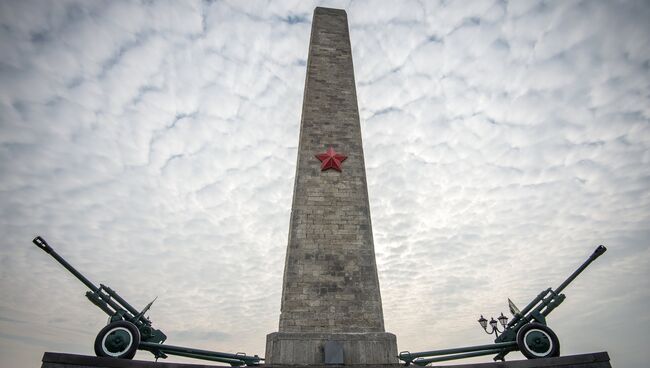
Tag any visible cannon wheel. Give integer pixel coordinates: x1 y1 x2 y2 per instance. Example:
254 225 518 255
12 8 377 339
94 321 140 359
516 323 560 359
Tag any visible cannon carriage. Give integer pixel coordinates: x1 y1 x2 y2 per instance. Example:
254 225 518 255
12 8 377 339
31 236 261 366
30 235 605 366
399 245 607 366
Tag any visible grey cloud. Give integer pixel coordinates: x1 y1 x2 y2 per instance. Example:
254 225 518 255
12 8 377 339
1 1 649 367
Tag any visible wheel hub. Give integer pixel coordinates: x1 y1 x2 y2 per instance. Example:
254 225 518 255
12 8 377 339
103 327 133 354
524 329 552 356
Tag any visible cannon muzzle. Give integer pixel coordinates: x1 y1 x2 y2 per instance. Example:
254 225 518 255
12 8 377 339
31 235 99 292
33 236 52 253
592 245 607 259
554 244 607 295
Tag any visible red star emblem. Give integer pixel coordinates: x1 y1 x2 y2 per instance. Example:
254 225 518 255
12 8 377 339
316 146 347 172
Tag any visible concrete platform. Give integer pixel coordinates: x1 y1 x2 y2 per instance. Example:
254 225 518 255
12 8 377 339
42 351 611 368
265 332 398 364
40 352 230 367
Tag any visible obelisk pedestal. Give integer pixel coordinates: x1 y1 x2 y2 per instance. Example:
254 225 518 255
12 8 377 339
265 7 398 365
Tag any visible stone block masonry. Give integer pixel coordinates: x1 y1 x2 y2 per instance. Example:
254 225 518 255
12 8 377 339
278 5 383 336
264 6 398 365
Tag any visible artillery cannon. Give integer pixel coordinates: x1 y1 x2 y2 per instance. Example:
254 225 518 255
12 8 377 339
31 236 261 366
399 245 607 366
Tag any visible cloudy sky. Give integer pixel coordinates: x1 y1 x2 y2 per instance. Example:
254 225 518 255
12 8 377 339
0 0 648 367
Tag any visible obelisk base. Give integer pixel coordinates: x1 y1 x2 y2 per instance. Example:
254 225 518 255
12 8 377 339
265 332 398 365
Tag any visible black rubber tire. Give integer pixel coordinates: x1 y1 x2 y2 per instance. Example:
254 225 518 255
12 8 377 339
516 323 560 359
94 321 140 359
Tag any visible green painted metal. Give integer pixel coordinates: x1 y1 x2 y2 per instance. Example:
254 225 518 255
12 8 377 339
104 329 133 354
32 236 168 352
399 341 517 361
524 330 551 355
31 236 261 366
148 350 245 366
140 341 261 366
413 347 515 365
399 245 607 366
400 342 517 365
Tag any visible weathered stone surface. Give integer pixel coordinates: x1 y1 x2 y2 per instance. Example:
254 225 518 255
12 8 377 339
276 6 385 335
265 6 397 364
41 352 612 368
266 332 397 365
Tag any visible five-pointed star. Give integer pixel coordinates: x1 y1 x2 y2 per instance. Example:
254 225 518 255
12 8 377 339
316 146 347 172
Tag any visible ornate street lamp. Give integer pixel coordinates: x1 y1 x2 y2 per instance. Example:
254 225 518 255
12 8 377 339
478 312 508 337
497 312 508 327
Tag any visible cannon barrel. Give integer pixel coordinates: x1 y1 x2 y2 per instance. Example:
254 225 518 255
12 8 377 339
101 284 144 322
506 245 607 329
400 245 607 364
32 236 143 323
554 245 606 295
32 236 100 292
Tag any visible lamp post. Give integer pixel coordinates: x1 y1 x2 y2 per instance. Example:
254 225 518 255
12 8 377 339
478 312 508 337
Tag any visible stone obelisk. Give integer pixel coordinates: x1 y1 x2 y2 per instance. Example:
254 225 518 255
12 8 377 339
265 7 398 365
